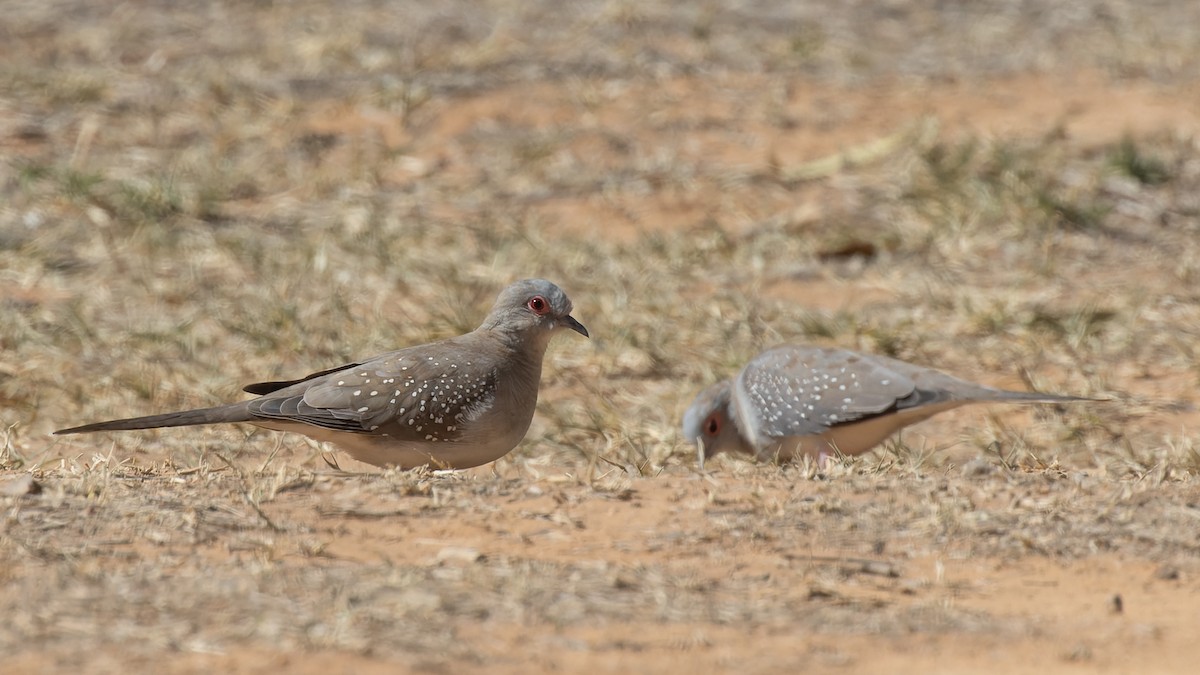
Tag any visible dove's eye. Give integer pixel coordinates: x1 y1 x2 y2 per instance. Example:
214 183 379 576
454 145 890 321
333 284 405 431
527 296 549 315
704 414 721 436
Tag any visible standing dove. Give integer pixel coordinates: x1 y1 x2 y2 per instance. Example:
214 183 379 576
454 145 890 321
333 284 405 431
683 344 1095 464
56 279 588 469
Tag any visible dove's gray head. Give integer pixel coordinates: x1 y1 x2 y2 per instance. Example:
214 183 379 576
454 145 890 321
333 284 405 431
682 379 750 460
480 279 588 345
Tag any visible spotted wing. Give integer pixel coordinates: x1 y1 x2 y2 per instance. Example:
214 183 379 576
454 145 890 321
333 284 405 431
246 341 497 443
736 345 938 441
241 362 363 395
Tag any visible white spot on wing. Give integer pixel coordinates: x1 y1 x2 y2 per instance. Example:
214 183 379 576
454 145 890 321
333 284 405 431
457 390 496 424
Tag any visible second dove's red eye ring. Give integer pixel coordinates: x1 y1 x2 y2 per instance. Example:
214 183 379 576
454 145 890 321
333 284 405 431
527 296 550 315
705 414 721 436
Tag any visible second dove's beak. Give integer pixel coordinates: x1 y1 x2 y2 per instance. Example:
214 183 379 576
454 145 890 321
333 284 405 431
560 315 589 338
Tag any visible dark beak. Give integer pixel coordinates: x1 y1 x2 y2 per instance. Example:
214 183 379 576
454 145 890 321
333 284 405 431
560 314 589 338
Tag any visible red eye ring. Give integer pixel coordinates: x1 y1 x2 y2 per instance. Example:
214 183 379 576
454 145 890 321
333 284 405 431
527 295 549 315
705 414 721 436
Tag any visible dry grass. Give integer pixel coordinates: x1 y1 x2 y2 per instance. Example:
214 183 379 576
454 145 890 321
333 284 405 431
3 1 1200 672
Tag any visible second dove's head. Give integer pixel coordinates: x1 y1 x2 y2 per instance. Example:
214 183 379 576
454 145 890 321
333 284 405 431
682 379 747 459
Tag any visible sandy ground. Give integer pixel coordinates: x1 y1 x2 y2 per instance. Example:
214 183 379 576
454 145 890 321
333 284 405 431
3 1 1200 673
3 466 1200 674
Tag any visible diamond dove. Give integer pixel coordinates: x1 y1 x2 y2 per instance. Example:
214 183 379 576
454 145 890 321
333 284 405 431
56 279 588 469
683 344 1098 464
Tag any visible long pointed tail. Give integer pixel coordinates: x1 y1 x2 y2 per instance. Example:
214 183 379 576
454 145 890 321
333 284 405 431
54 403 254 435
979 389 1106 405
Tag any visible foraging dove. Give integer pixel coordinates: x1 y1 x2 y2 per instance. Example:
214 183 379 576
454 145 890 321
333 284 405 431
683 344 1095 464
56 279 588 469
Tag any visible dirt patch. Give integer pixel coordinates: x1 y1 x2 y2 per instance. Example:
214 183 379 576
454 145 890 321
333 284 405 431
3 467 1199 673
